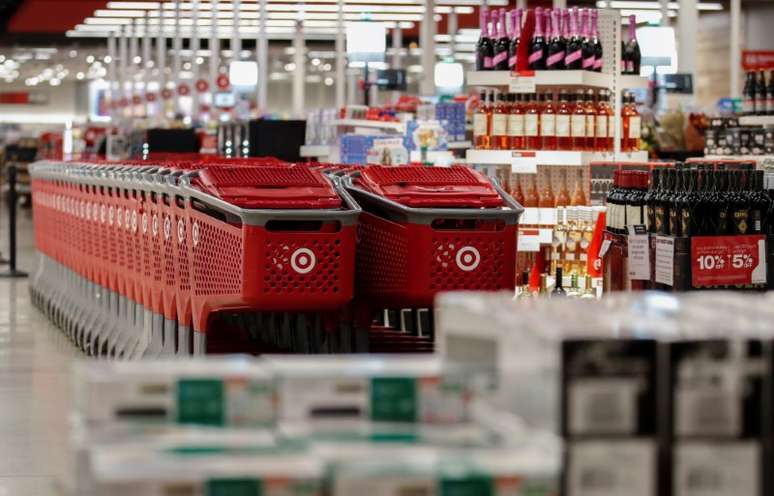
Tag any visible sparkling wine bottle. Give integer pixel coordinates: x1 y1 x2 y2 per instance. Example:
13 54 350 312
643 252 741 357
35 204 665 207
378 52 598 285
476 7 494 71
494 9 510 70
508 9 522 71
591 9 603 72
624 15 641 74
564 7 583 70
546 9 565 70
581 9 595 71
528 7 547 71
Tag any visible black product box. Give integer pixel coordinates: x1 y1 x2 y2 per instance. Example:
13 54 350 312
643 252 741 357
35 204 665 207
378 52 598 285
562 339 660 496
662 339 772 496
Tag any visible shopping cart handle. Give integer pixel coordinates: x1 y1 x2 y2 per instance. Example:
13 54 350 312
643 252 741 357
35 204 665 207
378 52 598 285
342 172 524 225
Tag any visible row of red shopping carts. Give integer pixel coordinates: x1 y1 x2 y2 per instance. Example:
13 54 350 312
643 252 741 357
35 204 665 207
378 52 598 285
29 157 522 356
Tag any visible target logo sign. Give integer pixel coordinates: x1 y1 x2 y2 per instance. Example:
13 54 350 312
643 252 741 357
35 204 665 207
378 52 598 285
152 214 159 237
177 219 185 244
131 210 138 233
108 206 114 226
142 212 148 234
163 217 171 241
100 205 106 224
455 246 481 272
290 248 316 274
191 222 200 247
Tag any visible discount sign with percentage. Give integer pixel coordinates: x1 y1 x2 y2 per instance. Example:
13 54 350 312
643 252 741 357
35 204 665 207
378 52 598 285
691 235 767 287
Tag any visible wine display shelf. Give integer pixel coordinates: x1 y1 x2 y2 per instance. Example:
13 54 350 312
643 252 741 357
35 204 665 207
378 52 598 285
466 149 648 171
705 155 774 169
466 70 649 90
738 115 774 126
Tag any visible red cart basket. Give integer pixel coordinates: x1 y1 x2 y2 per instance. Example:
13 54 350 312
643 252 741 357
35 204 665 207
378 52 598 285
179 165 360 354
345 165 523 310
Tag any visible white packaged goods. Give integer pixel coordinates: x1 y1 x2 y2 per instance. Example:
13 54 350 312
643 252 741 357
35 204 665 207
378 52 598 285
74 357 274 427
264 355 473 424
331 449 558 496
87 442 324 496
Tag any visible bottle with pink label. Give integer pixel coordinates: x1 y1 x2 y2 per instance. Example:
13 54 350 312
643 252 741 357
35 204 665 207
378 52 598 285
546 9 566 70
476 7 494 71
494 9 510 70
508 9 522 71
564 7 583 70
581 9 595 71
590 9 603 72
528 7 547 71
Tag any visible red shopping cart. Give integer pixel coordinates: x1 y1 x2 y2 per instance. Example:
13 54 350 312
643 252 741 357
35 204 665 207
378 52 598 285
344 165 523 344
178 165 360 354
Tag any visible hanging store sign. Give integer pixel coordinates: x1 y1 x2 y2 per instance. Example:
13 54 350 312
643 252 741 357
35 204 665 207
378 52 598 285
216 74 230 90
742 51 774 70
145 92 157 102
161 88 173 100
177 83 191 96
132 95 142 105
195 79 209 93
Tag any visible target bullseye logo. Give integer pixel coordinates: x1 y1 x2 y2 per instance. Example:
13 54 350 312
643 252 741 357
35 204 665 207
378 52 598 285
290 248 316 274
455 246 481 272
152 214 159 237
163 216 171 240
177 219 185 244
142 213 148 234
191 222 200 247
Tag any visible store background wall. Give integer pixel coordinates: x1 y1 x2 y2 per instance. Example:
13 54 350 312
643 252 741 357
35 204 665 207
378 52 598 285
695 4 774 110
0 81 89 126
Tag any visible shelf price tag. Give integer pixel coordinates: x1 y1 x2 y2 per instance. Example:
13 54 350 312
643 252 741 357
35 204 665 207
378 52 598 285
655 236 675 286
627 225 650 281
508 73 536 94
690 235 766 288
510 151 537 173
517 228 541 252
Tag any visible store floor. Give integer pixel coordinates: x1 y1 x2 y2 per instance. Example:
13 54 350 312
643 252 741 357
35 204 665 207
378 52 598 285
0 208 77 496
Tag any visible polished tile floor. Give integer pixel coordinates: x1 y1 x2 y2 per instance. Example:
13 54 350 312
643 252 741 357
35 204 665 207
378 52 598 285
0 209 80 496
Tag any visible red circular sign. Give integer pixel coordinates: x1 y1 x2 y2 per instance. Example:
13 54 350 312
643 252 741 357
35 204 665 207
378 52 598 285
216 74 230 89
132 95 142 105
200 104 210 113
161 88 173 100
145 92 157 102
177 83 191 96
119 97 129 108
195 79 209 93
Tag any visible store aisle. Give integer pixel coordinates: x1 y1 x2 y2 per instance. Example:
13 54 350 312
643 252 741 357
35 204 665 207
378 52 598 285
0 210 79 496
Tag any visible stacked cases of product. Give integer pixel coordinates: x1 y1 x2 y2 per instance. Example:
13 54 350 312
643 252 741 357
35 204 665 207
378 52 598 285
473 88 641 153
29 159 522 357
705 117 774 157
438 291 774 496
604 159 774 291
70 355 559 496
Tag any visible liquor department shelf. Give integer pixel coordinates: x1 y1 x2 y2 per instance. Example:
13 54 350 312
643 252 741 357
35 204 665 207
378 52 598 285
466 70 650 90
705 155 774 168
738 115 774 126
466 149 649 170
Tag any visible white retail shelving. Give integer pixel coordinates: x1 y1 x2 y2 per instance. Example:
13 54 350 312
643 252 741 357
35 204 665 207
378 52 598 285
299 145 334 158
332 119 405 133
466 70 649 91
738 115 774 126
466 149 648 172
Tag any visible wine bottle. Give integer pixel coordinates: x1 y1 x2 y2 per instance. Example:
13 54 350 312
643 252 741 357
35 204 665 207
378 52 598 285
541 92 557 150
751 170 771 234
524 93 541 149
508 93 525 150
556 169 570 207
546 9 566 70
768 71 774 116
584 89 596 151
529 7 547 70
743 72 755 115
591 9 603 72
581 9 595 71
556 90 572 151
562 9 571 45
492 92 509 149
565 7 583 70
508 9 522 71
731 170 750 235
645 168 659 233
756 70 768 116
473 90 491 149
624 15 641 75
494 9 510 70
552 267 567 297
571 90 587 150
476 7 494 71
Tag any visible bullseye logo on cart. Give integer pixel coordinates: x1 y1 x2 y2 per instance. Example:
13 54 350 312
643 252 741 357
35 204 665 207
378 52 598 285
455 246 481 272
291 248 316 274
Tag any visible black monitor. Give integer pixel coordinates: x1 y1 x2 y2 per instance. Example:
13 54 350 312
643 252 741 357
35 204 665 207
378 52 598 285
248 119 306 162
376 69 407 91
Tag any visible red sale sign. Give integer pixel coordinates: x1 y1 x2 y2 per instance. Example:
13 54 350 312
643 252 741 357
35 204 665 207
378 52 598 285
742 50 774 70
691 235 767 288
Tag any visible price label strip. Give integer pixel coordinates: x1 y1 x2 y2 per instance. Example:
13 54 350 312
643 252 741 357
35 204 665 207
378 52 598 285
690 235 766 288
508 71 537 94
